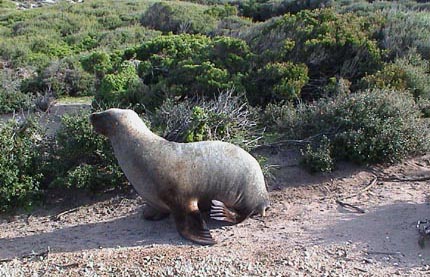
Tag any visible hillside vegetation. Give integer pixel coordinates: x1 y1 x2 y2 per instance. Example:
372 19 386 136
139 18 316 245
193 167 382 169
1 0 430 211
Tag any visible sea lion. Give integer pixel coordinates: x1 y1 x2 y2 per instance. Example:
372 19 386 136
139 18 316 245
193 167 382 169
89 108 270 245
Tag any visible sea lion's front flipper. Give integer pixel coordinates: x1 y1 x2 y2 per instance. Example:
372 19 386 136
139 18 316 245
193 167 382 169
142 204 170 221
210 200 242 224
172 203 215 246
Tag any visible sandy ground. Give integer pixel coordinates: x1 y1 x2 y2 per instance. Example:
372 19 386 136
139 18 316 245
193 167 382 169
1 149 430 276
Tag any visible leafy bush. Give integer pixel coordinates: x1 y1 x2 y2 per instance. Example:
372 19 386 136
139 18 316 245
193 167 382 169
50 112 126 191
205 4 238 18
300 136 334 173
361 52 430 100
214 15 253 37
336 0 400 15
169 60 236 96
141 1 219 34
80 51 114 78
107 34 253 110
237 0 333 21
379 10 430 59
0 0 152 69
0 69 33 113
246 61 309 105
0 119 44 211
0 0 15 10
41 57 95 97
97 61 141 103
93 26 161 51
0 89 32 114
264 89 429 170
323 77 351 96
241 8 382 98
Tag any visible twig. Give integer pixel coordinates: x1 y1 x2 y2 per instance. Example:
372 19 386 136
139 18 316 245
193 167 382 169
366 250 403 256
354 267 367 273
379 175 430 182
51 207 79 221
335 200 366 214
341 177 378 200
0 248 50 263
263 132 327 147
54 262 79 269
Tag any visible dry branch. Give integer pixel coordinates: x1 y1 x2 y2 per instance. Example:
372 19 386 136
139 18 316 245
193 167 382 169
379 175 430 182
341 177 378 200
51 207 79 221
335 200 366 214
365 251 403 256
0 248 50 263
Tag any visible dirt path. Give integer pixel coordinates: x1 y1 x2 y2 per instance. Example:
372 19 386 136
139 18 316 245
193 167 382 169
1 151 430 276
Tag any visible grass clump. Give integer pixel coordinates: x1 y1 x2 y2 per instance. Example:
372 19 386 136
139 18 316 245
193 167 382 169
141 1 221 34
150 91 260 150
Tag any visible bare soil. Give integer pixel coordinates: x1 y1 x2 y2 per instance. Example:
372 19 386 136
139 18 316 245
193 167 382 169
1 149 430 276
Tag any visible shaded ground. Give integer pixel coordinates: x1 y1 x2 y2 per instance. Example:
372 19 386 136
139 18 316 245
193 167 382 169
1 151 430 276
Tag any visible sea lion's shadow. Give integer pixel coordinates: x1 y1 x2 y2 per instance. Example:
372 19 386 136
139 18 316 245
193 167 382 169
0 212 191 260
0 210 237 259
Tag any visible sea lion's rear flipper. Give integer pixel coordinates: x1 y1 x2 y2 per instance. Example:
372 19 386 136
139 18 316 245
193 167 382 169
172 203 216 246
210 200 241 224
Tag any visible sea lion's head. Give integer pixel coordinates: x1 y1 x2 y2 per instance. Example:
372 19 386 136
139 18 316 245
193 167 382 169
89 108 141 137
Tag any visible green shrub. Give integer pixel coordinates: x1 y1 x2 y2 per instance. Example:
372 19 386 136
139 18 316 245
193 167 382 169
301 136 334 173
323 77 351 96
328 91 428 164
97 61 141 104
0 0 153 69
94 26 162 51
0 0 15 10
0 119 44 211
237 0 333 21
265 89 429 169
361 52 430 100
262 101 304 133
0 90 32 114
41 57 95 97
241 8 382 97
0 69 33 113
169 60 237 97
50 112 126 191
141 1 219 34
336 0 399 15
214 15 253 37
205 4 238 18
134 33 210 63
81 51 114 78
380 10 430 59
97 13 123 30
246 62 309 105
112 34 253 109
208 36 253 73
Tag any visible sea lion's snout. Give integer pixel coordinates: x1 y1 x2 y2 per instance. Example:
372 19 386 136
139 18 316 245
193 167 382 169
89 112 98 124
89 112 109 136
259 200 271 217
